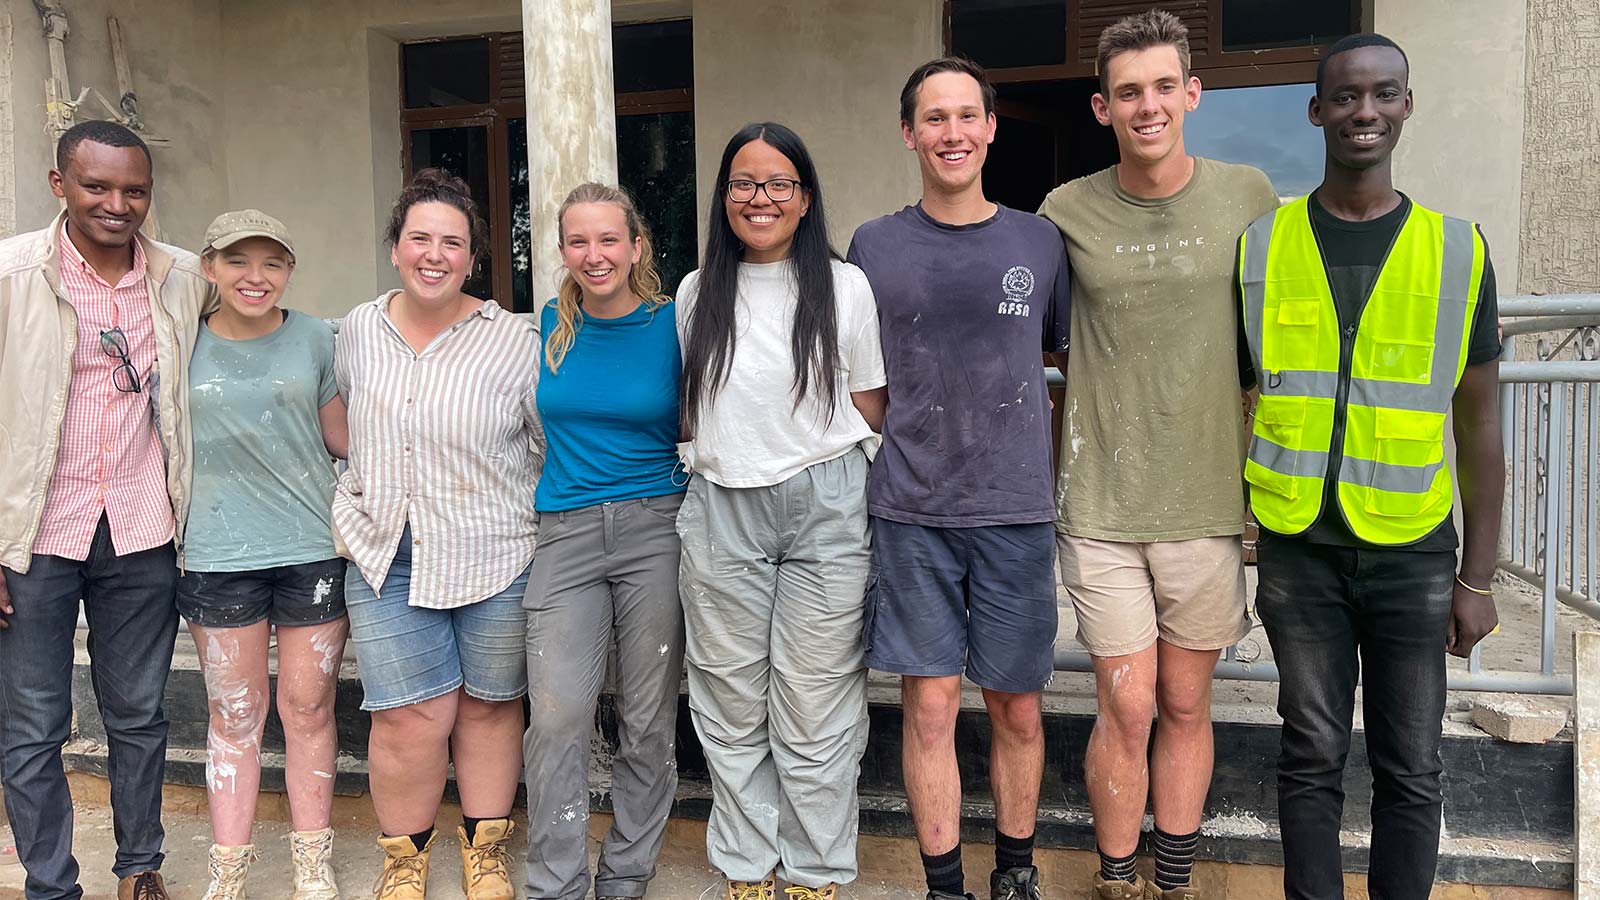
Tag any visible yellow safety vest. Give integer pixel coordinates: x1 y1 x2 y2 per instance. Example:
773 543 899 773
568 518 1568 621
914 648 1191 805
1238 196 1484 545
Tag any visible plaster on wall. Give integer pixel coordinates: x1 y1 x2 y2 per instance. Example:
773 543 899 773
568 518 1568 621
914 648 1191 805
5 0 227 250
1 11 16 238
691 0 942 258
1375 0 1525 291
1519 0 1600 295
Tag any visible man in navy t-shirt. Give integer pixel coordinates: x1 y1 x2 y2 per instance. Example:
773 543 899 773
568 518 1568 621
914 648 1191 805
847 57 1071 900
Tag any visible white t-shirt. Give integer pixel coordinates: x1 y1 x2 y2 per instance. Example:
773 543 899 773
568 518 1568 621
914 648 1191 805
676 258 887 488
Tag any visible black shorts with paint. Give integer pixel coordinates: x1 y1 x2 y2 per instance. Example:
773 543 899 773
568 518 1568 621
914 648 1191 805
177 557 348 628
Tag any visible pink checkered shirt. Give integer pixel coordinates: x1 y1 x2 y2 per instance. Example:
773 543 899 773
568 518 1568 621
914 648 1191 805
31 224 174 561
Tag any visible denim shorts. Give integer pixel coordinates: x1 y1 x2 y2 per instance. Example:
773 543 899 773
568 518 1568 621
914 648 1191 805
345 529 530 712
177 558 347 628
864 517 1058 693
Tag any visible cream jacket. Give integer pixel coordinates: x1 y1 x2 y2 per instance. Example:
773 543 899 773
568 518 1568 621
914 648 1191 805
0 211 211 573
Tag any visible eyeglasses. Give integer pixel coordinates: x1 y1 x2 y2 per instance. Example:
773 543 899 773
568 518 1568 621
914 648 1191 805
726 178 802 204
100 328 142 393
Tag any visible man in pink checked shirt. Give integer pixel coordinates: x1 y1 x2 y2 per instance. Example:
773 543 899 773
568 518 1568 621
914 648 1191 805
0 120 211 900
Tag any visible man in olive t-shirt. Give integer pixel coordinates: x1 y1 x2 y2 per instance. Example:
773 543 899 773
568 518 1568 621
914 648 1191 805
1036 10 1278 899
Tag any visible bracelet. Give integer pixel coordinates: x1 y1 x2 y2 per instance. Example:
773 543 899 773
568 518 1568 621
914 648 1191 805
1455 575 1493 596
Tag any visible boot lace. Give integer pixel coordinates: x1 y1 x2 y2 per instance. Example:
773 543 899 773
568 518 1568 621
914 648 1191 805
464 839 512 889
375 854 428 897
290 832 337 893
729 881 774 900
783 885 837 900
131 872 170 900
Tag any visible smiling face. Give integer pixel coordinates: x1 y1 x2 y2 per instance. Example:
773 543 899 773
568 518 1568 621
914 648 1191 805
560 201 642 305
902 70 997 198
49 141 153 254
723 139 810 264
389 200 474 307
1092 44 1201 168
1310 45 1412 172
202 237 293 321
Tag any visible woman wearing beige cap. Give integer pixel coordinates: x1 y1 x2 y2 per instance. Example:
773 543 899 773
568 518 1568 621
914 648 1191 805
181 209 350 900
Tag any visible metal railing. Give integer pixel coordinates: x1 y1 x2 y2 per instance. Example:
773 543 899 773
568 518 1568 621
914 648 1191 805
1049 294 1600 696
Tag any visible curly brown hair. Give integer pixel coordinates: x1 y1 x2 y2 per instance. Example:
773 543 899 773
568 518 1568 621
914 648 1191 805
383 168 490 269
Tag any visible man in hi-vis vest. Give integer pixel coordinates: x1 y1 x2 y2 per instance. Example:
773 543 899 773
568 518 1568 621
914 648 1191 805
1237 34 1503 900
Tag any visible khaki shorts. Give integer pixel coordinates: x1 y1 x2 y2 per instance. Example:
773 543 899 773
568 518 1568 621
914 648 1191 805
1056 532 1250 657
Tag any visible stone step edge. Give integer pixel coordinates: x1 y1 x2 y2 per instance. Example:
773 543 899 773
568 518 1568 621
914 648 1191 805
59 740 1571 891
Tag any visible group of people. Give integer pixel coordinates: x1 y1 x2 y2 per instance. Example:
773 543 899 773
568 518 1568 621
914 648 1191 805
0 9 1504 900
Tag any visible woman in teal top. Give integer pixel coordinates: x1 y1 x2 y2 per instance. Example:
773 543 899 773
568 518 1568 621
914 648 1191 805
179 210 347 900
521 183 685 900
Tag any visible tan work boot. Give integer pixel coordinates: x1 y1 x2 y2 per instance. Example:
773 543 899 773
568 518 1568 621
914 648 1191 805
783 884 838 900
200 845 258 900
1143 883 1200 900
457 818 516 900
290 828 341 900
1091 874 1147 899
726 876 777 900
117 871 171 900
374 832 435 900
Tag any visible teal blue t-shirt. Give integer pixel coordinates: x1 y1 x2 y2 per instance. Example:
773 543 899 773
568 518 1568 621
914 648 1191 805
185 309 340 571
535 299 683 512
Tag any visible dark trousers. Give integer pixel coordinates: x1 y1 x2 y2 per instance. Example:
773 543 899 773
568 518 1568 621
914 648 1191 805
1255 535 1453 900
0 517 178 900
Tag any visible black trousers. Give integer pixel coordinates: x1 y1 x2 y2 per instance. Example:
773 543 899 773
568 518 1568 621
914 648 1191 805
1256 534 1454 900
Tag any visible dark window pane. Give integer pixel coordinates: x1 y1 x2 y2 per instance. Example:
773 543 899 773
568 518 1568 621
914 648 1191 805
403 39 491 108
951 0 1066 70
507 119 532 314
1222 0 1352 51
1183 83 1319 198
617 111 698 297
613 19 694 93
407 125 495 302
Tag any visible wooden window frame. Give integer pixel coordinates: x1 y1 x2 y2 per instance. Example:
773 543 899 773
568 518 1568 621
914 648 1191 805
399 30 693 309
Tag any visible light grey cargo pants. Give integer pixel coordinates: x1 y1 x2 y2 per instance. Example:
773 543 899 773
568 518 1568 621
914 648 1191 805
522 493 687 900
677 448 871 888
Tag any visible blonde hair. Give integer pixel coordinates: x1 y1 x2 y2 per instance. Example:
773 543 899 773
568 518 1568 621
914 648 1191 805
1096 9 1191 97
547 183 669 373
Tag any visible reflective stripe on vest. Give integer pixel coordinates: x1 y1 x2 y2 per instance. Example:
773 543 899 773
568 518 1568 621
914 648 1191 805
1239 196 1483 545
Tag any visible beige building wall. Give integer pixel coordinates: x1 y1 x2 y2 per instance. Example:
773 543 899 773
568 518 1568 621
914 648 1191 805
691 0 942 257
1375 0 1526 291
3 0 228 249
1519 0 1600 295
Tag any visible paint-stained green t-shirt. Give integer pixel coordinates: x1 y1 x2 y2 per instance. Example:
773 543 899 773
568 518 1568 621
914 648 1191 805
184 309 340 571
1038 158 1279 541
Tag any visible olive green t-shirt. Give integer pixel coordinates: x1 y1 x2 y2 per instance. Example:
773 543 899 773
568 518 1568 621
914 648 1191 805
1038 157 1279 541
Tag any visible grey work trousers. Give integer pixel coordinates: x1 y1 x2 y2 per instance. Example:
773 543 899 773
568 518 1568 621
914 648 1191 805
677 448 871 888
522 494 687 900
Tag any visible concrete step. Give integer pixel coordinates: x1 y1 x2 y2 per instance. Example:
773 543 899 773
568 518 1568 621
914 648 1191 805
67 636 1577 890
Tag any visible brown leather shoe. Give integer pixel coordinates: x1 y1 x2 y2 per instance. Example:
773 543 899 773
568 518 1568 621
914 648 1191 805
118 871 170 900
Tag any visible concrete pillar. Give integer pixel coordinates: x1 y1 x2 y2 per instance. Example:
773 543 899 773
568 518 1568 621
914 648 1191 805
1578 630 1600 899
521 0 618 307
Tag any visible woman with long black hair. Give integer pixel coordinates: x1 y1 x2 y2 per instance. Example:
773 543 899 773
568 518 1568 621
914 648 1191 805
676 122 887 900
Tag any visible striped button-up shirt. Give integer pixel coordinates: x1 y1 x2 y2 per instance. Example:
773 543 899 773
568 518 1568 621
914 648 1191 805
333 291 544 609
33 224 173 560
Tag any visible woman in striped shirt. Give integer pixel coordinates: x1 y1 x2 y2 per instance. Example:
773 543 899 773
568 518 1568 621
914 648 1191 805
333 169 543 900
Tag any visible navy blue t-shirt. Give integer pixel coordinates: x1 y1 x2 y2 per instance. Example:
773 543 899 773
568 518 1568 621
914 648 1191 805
847 203 1072 527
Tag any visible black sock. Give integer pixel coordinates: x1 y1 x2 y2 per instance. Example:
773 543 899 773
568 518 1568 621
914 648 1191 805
383 826 434 852
462 816 485 843
1153 827 1198 889
1097 846 1137 884
994 829 1034 873
921 845 964 896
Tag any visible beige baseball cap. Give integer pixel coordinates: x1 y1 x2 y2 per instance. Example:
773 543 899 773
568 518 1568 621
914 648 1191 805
203 209 295 258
